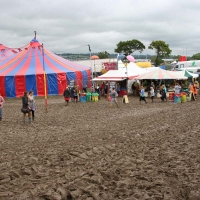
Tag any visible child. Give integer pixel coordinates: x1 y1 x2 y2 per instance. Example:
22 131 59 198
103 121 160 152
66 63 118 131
0 94 5 121
140 86 147 104
150 87 155 103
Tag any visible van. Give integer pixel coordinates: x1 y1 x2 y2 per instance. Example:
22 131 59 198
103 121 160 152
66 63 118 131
173 60 200 72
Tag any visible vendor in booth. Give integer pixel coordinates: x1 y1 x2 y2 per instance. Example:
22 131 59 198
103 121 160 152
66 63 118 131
174 83 181 94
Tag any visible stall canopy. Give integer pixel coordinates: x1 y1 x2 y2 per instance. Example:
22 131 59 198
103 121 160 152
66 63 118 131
182 70 198 78
93 61 154 81
136 68 188 80
0 38 91 98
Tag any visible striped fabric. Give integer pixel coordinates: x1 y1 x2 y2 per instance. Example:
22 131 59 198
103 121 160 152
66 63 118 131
0 39 91 98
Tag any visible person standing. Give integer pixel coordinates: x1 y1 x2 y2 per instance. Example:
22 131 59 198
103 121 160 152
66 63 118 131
73 88 78 103
28 90 36 121
174 83 181 94
101 82 105 96
82 85 87 93
116 83 121 96
110 87 119 107
193 81 198 99
104 82 108 98
149 87 155 103
21 91 31 123
95 84 100 99
189 82 197 100
139 86 147 104
70 86 75 102
63 86 71 106
0 94 5 121
160 85 167 101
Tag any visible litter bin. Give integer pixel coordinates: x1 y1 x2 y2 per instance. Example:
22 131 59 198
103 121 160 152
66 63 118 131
181 92 187 103
80 94 86 102
92 93 99 102
174 94 182 103
86 93 91 102
168 92 175 102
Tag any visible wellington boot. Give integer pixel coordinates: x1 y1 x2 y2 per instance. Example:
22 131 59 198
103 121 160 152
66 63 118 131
29 117 32 124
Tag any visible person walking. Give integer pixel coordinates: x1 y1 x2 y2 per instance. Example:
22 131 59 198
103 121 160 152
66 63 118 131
110 87 119 107
139 86 147 104
21 91 32 123
63 86 71 106
0 93 5 121
160 85 167 102
28 90 36 121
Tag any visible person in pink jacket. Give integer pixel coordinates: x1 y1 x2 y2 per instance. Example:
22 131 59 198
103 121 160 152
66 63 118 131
0 93 5 121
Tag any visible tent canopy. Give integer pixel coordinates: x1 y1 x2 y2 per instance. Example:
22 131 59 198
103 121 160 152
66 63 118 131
0 38 91 98
136 68 188 80
93 61 156 81
183 70 198 78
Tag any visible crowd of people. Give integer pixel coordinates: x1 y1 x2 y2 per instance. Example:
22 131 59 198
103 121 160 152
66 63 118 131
0 78 199 123
138 79 199 104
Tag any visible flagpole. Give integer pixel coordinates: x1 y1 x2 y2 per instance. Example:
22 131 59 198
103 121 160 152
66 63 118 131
42 43 48 112
88 45 93 81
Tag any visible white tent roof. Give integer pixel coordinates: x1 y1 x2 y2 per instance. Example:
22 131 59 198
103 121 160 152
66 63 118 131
93 61 155 81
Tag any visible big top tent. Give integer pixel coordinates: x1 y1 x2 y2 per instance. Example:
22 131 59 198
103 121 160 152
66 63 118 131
0 38 91 98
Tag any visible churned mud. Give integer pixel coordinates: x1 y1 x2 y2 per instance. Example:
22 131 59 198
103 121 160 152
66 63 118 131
0 96 200 200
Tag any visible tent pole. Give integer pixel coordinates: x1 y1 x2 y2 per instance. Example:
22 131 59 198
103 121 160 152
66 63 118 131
88 45 93 84
42 43 48 112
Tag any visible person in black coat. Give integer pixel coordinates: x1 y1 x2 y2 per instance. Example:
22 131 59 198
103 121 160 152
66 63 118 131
63 86 71 106
21 91 31 123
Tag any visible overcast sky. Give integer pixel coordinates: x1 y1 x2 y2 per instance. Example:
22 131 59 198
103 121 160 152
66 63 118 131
0 0 200 56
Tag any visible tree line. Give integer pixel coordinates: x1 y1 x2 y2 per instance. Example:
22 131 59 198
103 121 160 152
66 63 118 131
97 40 200 66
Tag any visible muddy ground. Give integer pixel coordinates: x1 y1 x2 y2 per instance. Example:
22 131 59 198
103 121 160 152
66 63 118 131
0 95 200 200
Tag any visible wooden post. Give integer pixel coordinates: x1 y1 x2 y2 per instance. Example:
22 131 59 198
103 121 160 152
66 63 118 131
107 81 110 100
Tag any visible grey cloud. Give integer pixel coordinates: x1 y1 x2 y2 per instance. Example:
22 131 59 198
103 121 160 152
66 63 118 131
1 0 200 56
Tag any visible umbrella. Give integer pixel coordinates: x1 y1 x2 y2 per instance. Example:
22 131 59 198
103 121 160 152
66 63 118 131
117 54 125 61
126 55 135 62
91 55 99 77
91 55 99 60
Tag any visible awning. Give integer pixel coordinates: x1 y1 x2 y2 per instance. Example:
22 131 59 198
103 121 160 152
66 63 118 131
93 77 126 81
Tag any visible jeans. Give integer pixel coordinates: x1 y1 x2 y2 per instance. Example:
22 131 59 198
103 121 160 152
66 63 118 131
0 108 2 118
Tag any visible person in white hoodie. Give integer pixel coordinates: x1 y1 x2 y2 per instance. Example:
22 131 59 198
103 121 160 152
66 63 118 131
0 93 5 121
149 87 155 103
